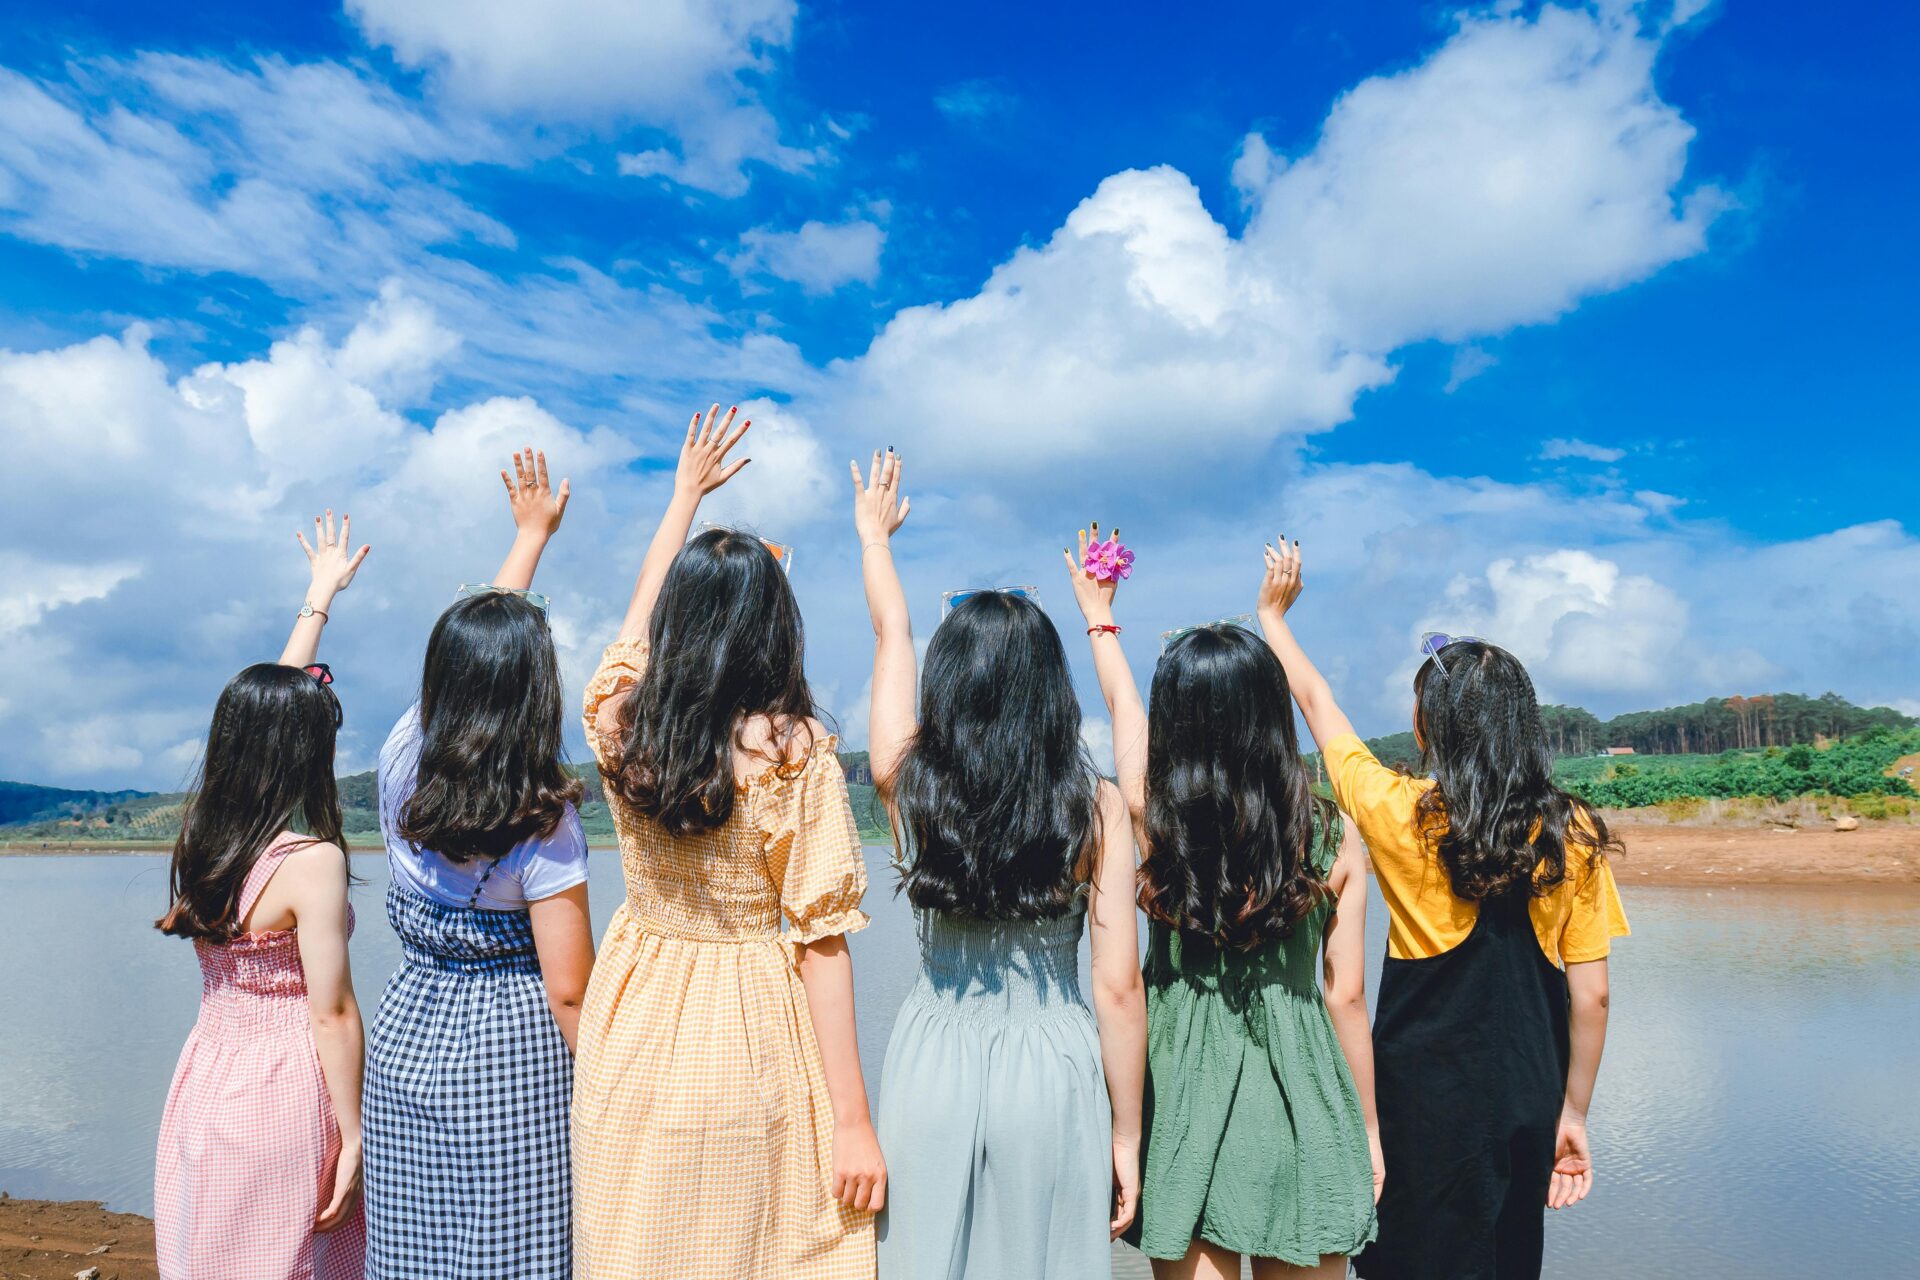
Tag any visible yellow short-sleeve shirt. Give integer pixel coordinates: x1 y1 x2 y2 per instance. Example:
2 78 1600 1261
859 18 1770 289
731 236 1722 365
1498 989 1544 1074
1323 733 1629 965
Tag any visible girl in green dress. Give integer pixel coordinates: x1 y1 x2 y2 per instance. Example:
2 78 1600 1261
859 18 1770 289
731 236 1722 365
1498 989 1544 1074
1065 525 1382 1279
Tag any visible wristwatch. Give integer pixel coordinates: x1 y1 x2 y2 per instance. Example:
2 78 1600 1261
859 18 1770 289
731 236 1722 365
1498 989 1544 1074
299 602 328 621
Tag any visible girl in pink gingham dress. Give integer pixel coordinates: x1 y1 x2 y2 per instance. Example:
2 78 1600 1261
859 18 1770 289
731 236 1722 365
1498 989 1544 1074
155 509 371 1280
156 834 366 1279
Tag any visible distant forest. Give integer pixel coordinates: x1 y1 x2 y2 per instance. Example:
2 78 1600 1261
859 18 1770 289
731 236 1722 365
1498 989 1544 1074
1364 690 1914 766
2 693 1912 842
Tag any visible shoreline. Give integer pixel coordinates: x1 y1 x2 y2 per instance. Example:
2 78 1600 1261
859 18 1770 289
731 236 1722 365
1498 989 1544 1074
0 1194 157 1280
6 821 1916 889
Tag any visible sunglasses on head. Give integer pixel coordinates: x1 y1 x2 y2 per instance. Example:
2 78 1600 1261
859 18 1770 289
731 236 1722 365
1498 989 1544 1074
699 522 795 575
941 585 1040 618
1419 632 1488 677
457 583 551 615
1161 613 1255 649
302 663 333 687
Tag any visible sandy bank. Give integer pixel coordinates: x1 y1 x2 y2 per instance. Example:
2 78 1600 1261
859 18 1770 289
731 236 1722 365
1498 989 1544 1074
0 1194 156 1280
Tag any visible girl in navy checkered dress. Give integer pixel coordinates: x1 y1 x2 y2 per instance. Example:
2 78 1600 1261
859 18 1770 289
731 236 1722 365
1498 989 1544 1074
362 450 596 1279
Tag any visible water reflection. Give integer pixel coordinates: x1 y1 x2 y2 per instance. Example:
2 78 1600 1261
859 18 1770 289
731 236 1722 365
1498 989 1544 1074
0 855 1915 1278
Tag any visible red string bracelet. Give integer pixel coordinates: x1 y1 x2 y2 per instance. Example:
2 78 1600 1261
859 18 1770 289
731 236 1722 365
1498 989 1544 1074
1088 624 1122 636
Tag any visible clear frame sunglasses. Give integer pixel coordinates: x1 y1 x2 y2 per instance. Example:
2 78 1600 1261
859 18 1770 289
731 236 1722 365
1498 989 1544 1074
1419 631 1488 676
457 583 550 615
698 522 795 575
941 585 1040 618
1160 613 1256 649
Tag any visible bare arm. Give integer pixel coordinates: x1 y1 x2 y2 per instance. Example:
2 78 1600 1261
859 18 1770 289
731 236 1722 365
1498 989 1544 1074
285 843 364 1233
1063 522 1147 824
795 935 887 1213
528 881 594 1052
1321 821 1384 1202
850 449 915 795
491 447 571 591
278 510 369 668
1086 780 1146 1238
1552 958 1611 1209
617 404 750 641
1253 538 1357 752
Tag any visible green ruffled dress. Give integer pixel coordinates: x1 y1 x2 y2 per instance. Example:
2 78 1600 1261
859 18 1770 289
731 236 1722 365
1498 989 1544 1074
1128 816 1379 1263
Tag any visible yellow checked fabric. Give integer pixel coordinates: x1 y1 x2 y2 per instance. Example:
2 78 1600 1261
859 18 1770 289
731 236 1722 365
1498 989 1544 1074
571 637 874 1280
1322 732 1630 966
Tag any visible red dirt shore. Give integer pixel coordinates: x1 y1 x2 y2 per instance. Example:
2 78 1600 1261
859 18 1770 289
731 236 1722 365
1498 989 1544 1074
1607 820 1920 887
0 1195 156 1280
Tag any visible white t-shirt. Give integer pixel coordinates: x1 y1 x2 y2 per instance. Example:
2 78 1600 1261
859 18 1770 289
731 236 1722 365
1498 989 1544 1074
378 705 590 911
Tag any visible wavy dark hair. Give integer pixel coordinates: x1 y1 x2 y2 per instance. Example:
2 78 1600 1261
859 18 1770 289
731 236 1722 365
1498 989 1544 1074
606 528 819 836
1412 640 1620 901
1139 624 1335 948
158 663 346 940
398 592 584 862
890 591 1099 920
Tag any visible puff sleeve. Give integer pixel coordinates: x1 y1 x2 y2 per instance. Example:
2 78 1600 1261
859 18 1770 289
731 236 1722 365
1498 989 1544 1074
582 636 650 768
752 737 870 944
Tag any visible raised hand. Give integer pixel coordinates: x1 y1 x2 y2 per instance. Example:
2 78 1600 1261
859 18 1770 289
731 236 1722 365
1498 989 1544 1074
1062 521 1121 625
850 448 910 547
296 509 371 600
677 404 751 499
501 446 570 539
1258 534 1303 617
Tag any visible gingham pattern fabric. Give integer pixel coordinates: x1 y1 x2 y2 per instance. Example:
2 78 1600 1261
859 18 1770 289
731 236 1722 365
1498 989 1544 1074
363 881 573 1279
572 637 875 1280
155 832 366 1280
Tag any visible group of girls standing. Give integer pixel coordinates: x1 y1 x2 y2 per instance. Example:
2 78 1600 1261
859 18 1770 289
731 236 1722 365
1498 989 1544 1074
153 404 1627 1280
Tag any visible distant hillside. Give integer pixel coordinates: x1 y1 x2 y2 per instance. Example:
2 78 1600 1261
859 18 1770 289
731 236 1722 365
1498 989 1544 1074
1356 690 1914 768
1 753 892 845
0 780 151 826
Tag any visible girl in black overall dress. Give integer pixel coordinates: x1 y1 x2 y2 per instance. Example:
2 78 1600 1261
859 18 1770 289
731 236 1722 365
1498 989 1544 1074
1254 539 1629 1280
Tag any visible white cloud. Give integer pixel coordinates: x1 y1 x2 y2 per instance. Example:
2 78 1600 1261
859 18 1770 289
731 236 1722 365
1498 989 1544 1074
0 556 139 637
1541 437 1627 463
731 219 884 293
829 5 1724 470
336 279 464 404
1445 345 1498 392
350 0 809 195
934 79 1018 124
1634 488 1686 516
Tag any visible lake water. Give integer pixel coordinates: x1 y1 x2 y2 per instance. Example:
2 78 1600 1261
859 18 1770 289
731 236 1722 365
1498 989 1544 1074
1 851 1916 1278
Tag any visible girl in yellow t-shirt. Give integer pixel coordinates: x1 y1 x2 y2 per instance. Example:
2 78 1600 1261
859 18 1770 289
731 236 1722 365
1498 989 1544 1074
1253 539 1628 1280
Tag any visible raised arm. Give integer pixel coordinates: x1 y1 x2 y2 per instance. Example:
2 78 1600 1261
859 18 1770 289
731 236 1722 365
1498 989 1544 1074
1254 537 1357 752
279 509 369 669
1086 779 1146 1238
618 404 750 640
850 448 914 796
1063 522 1147 823
492 447 571 590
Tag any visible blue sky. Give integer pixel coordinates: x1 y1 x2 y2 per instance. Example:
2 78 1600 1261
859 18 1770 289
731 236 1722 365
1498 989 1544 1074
1 0 1915 789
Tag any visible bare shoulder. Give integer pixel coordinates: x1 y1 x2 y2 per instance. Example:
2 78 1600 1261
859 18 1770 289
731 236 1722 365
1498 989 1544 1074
280 839 348 891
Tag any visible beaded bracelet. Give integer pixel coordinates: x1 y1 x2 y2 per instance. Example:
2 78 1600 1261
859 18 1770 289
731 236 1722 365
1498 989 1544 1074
1087 624 1122 637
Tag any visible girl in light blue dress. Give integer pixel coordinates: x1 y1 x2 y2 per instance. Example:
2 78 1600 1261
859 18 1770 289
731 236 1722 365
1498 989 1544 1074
850 450 1146 1279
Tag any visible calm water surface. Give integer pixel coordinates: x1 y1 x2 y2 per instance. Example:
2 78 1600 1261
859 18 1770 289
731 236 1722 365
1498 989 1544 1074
1 851 1916 1278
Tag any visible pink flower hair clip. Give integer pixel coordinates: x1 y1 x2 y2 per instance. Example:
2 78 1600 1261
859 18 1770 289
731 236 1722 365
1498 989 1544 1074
1082 527 1135 583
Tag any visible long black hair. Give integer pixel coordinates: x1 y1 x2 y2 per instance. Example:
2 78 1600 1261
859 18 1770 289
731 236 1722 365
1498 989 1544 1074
606 528 819 835
1139 624 1335 948
890 591 1099 920
1412 639 1620 901
158 663 346 940
399 591 584 862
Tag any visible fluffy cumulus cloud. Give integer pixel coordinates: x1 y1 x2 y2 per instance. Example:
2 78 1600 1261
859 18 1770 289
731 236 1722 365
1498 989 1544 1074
829 4 1724 468
0 55 506 284
350 0 812 195
0 289 688 783
730 219 885 293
